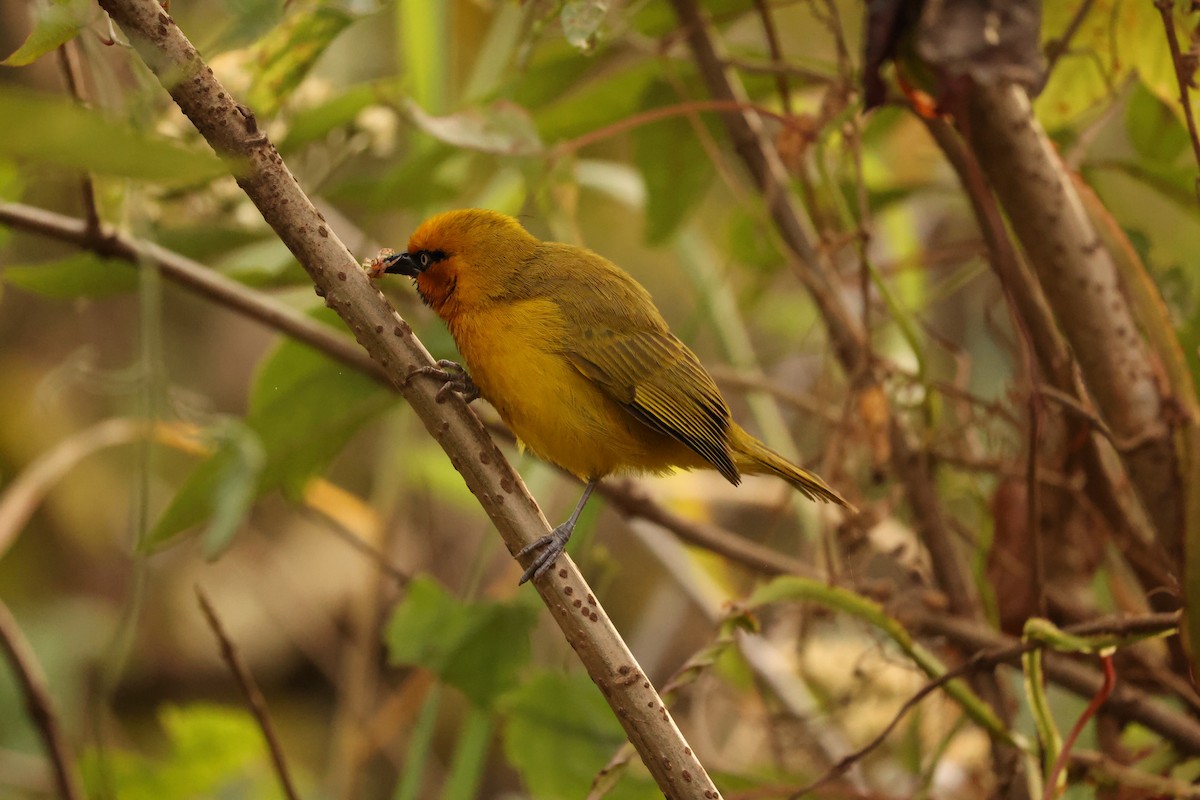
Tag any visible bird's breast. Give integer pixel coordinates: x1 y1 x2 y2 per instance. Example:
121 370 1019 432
445 299 702 479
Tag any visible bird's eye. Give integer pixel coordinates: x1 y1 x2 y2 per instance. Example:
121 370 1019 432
418 252 431 268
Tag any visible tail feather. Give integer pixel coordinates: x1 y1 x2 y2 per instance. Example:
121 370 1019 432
729 424 853 511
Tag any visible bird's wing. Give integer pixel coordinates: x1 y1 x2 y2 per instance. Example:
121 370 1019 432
563 328 741 484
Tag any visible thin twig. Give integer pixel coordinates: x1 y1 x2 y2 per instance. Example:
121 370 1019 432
299 506 410 587
1154 0 1200 200
1044 0 1098 76
751 0 791 114
552 98 795 157
1027 389 1046 618
597 479 820 578
0 600 85 800
1045 653 1116 800
718 56 832 83
55 41 101 237
195 587 302 800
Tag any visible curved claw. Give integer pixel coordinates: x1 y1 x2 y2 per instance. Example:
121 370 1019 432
517 524 572 584
516 480 597 585
405 359 480 403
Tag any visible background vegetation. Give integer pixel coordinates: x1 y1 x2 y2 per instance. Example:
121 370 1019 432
1 0 1199 798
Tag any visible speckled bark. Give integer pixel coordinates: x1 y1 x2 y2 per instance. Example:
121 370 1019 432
95 0 719 795
966 83 1184 557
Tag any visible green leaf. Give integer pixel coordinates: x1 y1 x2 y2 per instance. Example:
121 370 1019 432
1118 0 1199 123
212 236 306 287
245 5 356 118
1 0 95 66
1036 0 1125 128
0 88 229 184
726 209 783 273
1126 81 1189 163
397 0 449 113
81 704 286 800
535 60 660 143
385 576 538 708
279 82 382 152
633 81 715 244
501 671 658 800
630 0 752 36
212 0 285 52
201 421 266 559
148 320 393 549
4 252 138 298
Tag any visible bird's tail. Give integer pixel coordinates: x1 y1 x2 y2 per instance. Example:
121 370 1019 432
729 424 853 510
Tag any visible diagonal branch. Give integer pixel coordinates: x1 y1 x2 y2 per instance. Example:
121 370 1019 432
196 588 301 800
0 600 85 800
91 0 719 795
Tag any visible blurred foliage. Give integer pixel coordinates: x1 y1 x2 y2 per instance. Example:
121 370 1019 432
81 705 295 800
0 0 1198 798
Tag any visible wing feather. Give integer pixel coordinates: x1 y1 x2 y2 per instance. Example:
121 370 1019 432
565 328 740 484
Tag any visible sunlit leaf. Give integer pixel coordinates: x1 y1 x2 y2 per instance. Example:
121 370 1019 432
1036 0 1200 130
1 0 95 66
1035 0 1124 129
4 252 138 298
0 88 229 183
463 1 524 102
397 0 449 113
245 5 355 117
386 576 538 708
1117 0 1200 123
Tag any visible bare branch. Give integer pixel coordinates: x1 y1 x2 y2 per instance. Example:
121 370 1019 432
0 600 85 800
195 588 301 800
0 202 382 383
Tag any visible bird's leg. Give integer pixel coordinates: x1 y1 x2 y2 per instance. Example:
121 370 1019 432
517 479 598 584
406 359 480 403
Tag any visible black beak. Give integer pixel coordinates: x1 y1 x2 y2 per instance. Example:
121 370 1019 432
382 252 422 276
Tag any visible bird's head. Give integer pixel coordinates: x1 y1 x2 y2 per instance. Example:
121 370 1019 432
381 208 538 318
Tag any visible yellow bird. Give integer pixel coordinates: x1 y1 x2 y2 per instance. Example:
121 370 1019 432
373 209 849 582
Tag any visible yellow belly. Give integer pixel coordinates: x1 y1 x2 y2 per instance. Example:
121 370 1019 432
448 299 707 480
